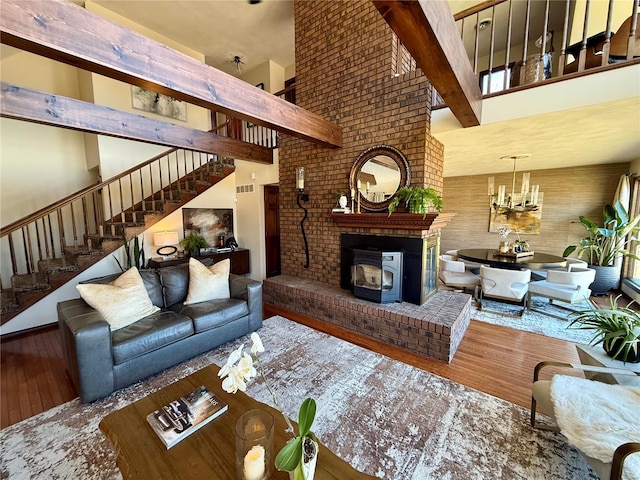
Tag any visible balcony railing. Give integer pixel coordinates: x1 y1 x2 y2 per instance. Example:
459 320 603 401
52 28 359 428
432 0 638 106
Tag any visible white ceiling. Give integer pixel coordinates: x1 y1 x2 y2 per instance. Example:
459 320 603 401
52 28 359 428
93 0 295 76
85 1 639 176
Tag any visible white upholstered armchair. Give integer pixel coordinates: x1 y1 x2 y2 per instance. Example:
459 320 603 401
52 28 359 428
438 256 480 292
531 361 640 480
477 265 531 316
527 267 596 318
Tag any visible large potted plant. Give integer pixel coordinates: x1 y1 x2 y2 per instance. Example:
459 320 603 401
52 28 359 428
387 186 443 217
568 295 640 363
563 201 640 295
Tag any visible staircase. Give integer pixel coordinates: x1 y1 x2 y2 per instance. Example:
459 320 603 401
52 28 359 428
0 149 236 326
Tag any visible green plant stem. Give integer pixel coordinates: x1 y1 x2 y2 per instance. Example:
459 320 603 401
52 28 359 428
254 354 296 437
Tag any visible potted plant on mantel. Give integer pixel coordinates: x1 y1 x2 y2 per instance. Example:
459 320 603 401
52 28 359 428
387 186 444 217
563 201 640 295
568 295 640 363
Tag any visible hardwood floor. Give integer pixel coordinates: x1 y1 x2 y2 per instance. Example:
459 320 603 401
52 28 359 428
1 301 587 430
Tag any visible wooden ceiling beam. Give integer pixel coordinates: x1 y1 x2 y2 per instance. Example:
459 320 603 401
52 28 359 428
373 0 482 127
1 82 273 164
0 0 342 148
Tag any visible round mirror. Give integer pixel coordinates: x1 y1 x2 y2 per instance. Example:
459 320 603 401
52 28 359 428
349 145 410 212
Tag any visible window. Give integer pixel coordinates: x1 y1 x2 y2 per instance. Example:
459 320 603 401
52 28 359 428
479 63 515 95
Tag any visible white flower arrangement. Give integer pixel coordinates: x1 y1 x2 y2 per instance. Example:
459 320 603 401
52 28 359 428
219 332 318 479
497 225 512 239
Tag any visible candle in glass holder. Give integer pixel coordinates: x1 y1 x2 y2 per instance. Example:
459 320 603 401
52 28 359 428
243 445 265 480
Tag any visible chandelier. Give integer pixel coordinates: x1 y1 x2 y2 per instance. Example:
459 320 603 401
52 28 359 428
487 154 540 212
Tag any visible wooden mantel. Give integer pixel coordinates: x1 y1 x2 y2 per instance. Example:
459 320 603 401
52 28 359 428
329 212 456 230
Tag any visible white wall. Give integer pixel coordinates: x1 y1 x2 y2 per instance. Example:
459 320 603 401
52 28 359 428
0 48 93 226
235 152 280 281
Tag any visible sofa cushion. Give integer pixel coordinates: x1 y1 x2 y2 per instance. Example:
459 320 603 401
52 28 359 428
76 267 160 330
80 269 164 308
184 258 230 305
158 264 190 307
170 298 249 333
111 310 194 365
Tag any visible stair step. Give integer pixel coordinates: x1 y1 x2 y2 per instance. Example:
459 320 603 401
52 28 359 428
11 272 51 293
37 257 80 275
0 290 19 314
65 245 104 257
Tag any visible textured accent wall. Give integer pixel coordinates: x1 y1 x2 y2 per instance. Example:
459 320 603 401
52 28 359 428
278 0 444 284
440 163 630 256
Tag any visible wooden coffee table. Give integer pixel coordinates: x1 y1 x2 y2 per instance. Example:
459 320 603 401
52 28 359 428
99 363 379 479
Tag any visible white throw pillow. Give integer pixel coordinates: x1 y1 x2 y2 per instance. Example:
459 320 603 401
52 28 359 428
76 267 160 331
184 257 231 305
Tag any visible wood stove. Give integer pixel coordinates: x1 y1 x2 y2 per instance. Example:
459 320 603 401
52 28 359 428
352 249 403 303
341 234 439 305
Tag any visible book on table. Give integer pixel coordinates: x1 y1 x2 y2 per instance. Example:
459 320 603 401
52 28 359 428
146 385 228 449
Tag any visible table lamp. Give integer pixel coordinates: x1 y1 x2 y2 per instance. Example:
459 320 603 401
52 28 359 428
153 231 179 259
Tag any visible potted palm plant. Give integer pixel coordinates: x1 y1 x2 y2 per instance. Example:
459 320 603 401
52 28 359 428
568 295 640 363
563 201 640 295
387 186 443 217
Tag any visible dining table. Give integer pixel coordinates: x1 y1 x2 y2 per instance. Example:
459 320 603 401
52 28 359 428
457 248 567 271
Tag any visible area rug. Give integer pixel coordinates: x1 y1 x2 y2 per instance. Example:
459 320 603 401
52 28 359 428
0 316 595 480
471 296 595 344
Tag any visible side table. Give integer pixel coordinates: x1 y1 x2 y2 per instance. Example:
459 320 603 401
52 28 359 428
148 248 250 275
576 344 640 386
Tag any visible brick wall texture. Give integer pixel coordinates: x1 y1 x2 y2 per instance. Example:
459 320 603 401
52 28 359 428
278 0 445 284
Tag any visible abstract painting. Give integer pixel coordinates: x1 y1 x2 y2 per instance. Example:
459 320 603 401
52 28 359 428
489 193 543 235
182 208 234 246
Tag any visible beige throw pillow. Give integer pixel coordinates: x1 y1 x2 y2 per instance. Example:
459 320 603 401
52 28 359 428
76 267 160 331
184 257 231 305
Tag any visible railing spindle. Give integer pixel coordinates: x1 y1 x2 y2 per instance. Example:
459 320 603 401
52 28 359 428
81 196 90 250
503 0 514 91
557 0 572 76
8 234 17 276
118 178 125 224
520 0 532 85
34 220 43 264
46 214 55 258
578 0 592 72
42 218 51 260
69 202 78 248
487 6 497 93
626 1 638 61
473 13 480 74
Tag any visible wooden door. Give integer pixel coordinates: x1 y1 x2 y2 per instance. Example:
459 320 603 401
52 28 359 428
264 185 281 277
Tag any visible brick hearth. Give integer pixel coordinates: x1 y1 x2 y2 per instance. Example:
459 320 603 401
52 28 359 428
263 275 471 363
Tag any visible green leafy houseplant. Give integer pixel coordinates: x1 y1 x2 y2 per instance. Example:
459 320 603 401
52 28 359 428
387 186 443 217
179 232 207 257
113 235 145 271
568 295 640 363
219 333 318 479
563 201 640 266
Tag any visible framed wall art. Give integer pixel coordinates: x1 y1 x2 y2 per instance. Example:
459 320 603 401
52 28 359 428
182 208 234 246
131 86 187 121
489 193 543 235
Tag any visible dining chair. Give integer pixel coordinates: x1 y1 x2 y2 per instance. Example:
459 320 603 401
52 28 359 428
564 257 589 271
527 267 596 319
438 255 480 292
477 265 531 317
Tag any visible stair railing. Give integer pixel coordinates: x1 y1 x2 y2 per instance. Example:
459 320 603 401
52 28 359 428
0 145 220 290
432 0 638 106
